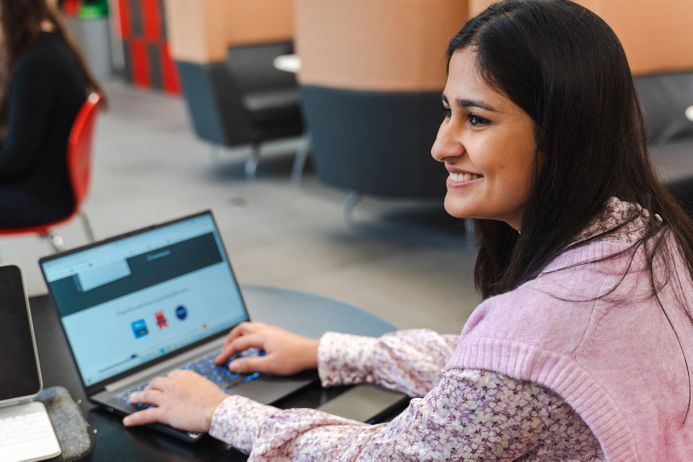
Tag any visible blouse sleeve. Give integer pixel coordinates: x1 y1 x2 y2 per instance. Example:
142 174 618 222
317 330 459 397
209 368 603 461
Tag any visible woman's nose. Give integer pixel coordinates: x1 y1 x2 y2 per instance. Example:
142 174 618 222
431 122 464 162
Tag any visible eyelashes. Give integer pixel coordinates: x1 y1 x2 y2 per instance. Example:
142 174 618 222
468 114 489 126
441 107 490 127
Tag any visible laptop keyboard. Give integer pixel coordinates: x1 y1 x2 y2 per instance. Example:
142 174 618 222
118 349 265 409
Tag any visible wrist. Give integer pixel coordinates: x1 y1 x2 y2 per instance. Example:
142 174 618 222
303 339 320 370
205 393 230 430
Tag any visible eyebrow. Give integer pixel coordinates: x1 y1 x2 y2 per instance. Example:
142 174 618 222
441 95 498 113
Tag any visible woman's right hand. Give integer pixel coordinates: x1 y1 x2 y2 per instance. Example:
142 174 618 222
214 322 319 376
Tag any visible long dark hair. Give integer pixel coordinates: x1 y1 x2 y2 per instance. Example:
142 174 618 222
448 0 692 297
0 0 107 125
448 0 693 419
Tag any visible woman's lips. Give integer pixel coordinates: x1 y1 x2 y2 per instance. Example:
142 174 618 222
446 171 484 188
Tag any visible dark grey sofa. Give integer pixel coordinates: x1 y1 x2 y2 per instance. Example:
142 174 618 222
635 71 693 216
300 86 447 198
175 41 304 177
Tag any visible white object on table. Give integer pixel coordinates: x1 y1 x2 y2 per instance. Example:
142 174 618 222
273 54 302 74
0 401 61 462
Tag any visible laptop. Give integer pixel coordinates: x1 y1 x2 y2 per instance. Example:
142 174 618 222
38 211 315 442
0 265 61 462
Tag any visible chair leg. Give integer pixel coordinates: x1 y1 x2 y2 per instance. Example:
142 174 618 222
41 231 65 253
80 211 96 243
342 192 362 226
244 143 261 180
292 136 311 186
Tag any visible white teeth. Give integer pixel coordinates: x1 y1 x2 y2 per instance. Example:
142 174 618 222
450 172 482 182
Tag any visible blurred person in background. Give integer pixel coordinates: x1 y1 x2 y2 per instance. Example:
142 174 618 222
0 0 104 228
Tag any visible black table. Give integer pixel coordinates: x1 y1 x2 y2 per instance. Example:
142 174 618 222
30 285 398 461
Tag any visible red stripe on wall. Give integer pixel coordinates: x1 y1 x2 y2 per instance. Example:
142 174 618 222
117 0 131 38
63 0 80 16
131 39 150 87
161 44 181 94
141 0 162 41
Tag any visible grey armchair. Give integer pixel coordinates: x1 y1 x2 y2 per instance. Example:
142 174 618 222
165 0 304 178
635 71 693 216
294 0 468 217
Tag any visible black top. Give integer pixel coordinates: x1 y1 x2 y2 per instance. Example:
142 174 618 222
0 31 87 222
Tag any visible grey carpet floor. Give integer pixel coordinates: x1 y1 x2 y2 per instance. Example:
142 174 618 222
1 80 481 333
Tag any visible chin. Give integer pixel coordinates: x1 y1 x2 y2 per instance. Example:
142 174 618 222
444 188 491 218
443 199 477 220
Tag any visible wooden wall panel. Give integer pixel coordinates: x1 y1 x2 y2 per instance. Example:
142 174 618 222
165 0 693 75
164 0 294 63
225 0 294 47
295 0 468 91
469 0 495 15
469 0 693 75
164 0 226 62
584 0 693 75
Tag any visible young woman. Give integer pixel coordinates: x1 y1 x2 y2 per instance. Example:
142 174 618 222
125 1 693 460
0 0 104 228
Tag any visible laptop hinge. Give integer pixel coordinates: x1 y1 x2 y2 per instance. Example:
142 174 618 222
104 337 225 392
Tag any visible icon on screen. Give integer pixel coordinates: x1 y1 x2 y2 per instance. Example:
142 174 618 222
131 319 149 338
155 311 168 329
176 305 188 320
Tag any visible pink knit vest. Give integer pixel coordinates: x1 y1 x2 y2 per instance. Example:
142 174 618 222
446 236 693 461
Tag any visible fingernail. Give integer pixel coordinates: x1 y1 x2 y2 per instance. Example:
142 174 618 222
123 417 131 426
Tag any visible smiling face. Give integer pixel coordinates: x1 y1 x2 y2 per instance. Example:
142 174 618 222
431 48 538 231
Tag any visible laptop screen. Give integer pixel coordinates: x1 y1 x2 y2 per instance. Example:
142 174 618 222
40 212 248 387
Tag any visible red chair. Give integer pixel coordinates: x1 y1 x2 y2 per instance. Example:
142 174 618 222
0 92 102 251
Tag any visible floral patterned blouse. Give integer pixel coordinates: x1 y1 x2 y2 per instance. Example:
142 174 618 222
209 331 604 461
208 198 651 461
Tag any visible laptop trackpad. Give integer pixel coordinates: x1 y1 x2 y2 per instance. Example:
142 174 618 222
228 373 316 405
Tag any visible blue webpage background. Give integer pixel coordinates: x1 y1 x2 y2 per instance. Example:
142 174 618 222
41 215 248 386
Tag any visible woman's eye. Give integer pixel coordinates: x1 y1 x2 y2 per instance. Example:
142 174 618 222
442 107 451 118
468 114 488 127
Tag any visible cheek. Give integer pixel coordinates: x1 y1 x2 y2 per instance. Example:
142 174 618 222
472 136 536 201
512 138 538 192
494 156 532 195
501 160 536 216
465 137 506 179
491 124 534 167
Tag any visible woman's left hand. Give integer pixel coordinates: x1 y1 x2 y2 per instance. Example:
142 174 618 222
123 370 229 433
